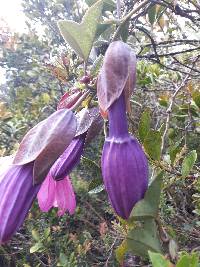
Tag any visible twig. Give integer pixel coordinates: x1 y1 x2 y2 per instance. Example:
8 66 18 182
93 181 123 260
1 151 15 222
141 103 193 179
161 76 190 154
139 46 200 58
161 56 199 154
116 0 121 19
104 237 117 267
112 0 150 41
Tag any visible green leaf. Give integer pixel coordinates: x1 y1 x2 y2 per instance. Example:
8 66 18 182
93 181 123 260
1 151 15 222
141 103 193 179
144 130 162 160
192 91 200 108
118 20 129 42
30 242 44 253
148 251 171 267
138 109 151 143
95 22 113 39
181 150 197 177
127 219 162 257
176 252 199 267
59 253 69 265
169 239 178 261
90 54 103 76
86 0 115 11
169 140 183 165
31 229 40 241
44 227 51 239
88 184 105 194
116 241 128 263
58 0 103 61
130 171 164 219
88 177 103 191
81 156 101 175
148 5 157 25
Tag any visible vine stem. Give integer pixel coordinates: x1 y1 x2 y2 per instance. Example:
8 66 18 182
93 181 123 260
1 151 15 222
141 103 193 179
112 0 149 41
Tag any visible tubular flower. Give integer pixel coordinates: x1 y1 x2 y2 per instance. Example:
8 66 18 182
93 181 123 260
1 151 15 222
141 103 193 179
37 174 76 216
101 94 148 219
0 157 40 244
51 134 86 181
37 135 85 215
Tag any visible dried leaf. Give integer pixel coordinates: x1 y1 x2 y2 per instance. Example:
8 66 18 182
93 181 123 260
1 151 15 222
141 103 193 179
85 113 103 144
75 107 100 137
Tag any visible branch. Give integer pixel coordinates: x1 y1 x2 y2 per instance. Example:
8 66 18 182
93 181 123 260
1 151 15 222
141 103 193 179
112 0 150 41
161 57 199 154
161 76 190 154
139 46 200 59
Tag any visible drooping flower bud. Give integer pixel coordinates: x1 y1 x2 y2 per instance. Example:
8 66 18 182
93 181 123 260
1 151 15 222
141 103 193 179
0 157 40 244
57 89 82 110
101 94 148 219
51 134 86 181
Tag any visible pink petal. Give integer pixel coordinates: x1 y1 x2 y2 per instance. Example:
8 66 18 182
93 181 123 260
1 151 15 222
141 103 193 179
37 174 56 212
55 176 76 216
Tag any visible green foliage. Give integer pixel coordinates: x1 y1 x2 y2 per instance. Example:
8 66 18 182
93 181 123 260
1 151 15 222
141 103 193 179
138 108 151 142
148 251 171 267
181 150 197 177
130 171 164 220
58 0 103 61
176 252 200 267
144 130 162 160
127 219 162 257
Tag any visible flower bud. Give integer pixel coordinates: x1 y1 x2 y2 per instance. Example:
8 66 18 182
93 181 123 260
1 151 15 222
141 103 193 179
80 75 91 84
101 94 148 219
51 134 86 181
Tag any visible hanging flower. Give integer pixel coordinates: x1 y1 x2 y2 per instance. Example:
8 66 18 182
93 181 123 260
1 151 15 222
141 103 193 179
101 94 148 219
37 173 76 216
0 156 40 244
51 134 86 181
98 41 148 219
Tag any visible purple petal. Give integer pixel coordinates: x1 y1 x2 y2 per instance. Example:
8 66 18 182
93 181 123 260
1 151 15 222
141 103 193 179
50 135 85 181
102 136 148 219
0 161 39 244
101 94 149 220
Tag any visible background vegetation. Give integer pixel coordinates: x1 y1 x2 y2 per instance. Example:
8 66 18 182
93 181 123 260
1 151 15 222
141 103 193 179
0 0 199 266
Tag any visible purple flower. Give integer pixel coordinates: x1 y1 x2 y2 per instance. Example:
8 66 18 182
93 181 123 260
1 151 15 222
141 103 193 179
101 94 148 219
51 134 86 181
37 135 86 215
0 156 40 244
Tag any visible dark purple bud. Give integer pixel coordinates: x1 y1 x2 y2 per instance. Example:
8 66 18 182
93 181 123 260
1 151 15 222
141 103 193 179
0 157 40 243
80 75 91 84
51 134 86 181
101 94 148 219
57 90 82 110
